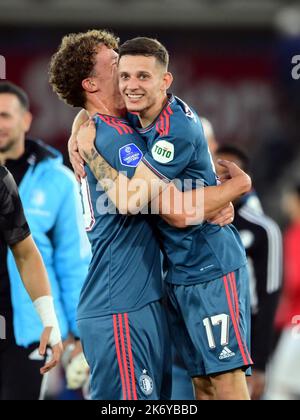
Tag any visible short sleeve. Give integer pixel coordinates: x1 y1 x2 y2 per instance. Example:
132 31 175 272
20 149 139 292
94 116 147 179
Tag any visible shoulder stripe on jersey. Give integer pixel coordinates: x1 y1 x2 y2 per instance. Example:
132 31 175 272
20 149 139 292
239 206 283 293
163 110 170 136
109 117 125 134
166 105 173 116
110 118 130 134
165 106 173 135
108 117 130 135
156 114 164 137
98 115 132 135
155 106 173 137
117 121 134 134
136 97 174 134
99 115 123 135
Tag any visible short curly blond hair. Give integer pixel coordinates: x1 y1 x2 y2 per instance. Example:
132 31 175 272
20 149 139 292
49 29 119 108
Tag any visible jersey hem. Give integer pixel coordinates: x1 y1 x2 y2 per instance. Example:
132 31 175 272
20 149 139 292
165 262 248 286
76 296 163 321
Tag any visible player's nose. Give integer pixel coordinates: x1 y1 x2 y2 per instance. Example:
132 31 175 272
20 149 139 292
125 77 140 91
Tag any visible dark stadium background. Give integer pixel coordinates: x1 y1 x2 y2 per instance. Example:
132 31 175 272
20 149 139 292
0 0 300 400
1 5 299 221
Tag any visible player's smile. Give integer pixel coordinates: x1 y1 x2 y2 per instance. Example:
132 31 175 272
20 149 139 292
125 93 145 103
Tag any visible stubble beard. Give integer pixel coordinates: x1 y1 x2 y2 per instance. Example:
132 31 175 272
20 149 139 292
0 137 18 154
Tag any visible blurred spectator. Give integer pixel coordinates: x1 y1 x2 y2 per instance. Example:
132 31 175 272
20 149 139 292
276 185 300 332
0 81 90 400
201 117 218 156
215 145 282 400
265 184 300 400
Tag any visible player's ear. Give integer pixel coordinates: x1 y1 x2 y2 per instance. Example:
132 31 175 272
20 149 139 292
163 72 173 90
82 78 98 93
22 111 32 133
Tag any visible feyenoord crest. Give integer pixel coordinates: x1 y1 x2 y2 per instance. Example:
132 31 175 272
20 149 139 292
139 370 154 396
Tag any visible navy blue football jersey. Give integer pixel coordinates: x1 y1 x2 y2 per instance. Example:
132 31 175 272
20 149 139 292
129 95 247 285
77 114 163 320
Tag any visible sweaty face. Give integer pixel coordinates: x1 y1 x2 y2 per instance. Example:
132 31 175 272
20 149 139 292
118 55 166 115
0 94 27 153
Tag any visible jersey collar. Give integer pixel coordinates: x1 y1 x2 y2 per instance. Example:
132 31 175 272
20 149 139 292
95 113 129 125
134 93 176 134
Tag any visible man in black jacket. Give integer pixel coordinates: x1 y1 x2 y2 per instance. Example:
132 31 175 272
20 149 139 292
215 145 282 400
0 81 89 399
0 165 62 398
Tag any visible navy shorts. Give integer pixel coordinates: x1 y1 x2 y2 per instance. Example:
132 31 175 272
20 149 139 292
77 300 172 400
166 265 253 377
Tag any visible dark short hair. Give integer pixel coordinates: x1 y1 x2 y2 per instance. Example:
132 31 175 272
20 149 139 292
0 81 29 110
215 144 250 172
119 37 169 69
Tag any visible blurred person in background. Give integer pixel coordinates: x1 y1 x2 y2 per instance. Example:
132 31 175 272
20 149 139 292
215 145 282 400
0 166 63 398
0 81 90 400
265 184 300 400
201 117 218 156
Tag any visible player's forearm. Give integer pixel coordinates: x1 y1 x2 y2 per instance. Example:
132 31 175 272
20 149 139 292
203 176 250 215
81 145 130 211
82 146 164 214
157 185 229 228
158 174 250 227
82 145 118 188
11 236 51 301
158 183 204 227
136 168 249 221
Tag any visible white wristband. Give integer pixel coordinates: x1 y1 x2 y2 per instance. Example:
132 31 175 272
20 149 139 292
33 296 61 346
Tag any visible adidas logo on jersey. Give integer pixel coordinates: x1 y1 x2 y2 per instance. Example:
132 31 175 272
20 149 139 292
219 347 235 360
